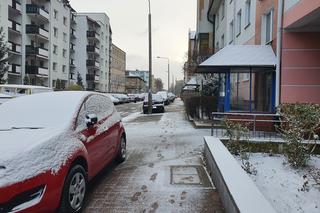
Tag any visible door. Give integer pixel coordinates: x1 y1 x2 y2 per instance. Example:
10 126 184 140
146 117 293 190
75 95 118 176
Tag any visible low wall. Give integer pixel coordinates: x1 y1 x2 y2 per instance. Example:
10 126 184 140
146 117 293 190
204 136 276 213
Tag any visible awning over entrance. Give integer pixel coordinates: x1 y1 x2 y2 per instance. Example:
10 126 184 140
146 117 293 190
198 45 277 73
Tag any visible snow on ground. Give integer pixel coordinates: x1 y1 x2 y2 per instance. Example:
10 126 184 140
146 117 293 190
237 153 320 213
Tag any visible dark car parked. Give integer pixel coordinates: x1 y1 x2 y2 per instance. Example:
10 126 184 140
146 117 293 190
143 94 165 114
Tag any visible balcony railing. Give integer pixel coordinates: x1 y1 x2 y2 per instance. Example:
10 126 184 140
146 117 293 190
86 45 100 54
8 20 21 33
70 59 76 68
87 31 100 40
8 42 21 53
26 25 49 39
9 0 22 12
86 60 100 68
8 64 21 74
25 65 49 76
26 45 49 58
26 4 49 20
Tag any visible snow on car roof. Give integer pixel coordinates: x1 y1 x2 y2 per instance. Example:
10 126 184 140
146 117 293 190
0 84 53 90
0 93 13 98
0 91 92 129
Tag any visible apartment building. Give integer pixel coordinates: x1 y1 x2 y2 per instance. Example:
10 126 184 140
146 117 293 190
125 75 146 94
74 13 111 92
126 70 150 88
110 44 126 93
0 0 74 88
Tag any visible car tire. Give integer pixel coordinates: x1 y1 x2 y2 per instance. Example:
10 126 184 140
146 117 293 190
115 136 126 163
59 165 87 213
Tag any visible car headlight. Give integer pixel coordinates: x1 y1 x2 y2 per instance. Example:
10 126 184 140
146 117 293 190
0 185 46 213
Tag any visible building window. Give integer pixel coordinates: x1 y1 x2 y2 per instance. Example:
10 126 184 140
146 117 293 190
264 10 273 44
221 0 225 20
53 62 57 71
229 20 234 44
62 65 66 73
54 27 58 37
54 10 58 19
63 49 67 58
63 33 67 42
53 45 58 54
221 34 225 48
199 33 209 55
63 17 67 26
236 10 242 36
245 0 251 27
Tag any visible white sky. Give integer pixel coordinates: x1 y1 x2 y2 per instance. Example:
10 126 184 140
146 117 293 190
69 0 196 88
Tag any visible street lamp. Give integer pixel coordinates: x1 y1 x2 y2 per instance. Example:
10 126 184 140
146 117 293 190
157 56 170 91
147 0 153 114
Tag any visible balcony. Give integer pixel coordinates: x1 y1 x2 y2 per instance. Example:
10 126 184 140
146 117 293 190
71 14 76 25
87 31 100 40
26 4 49 21
8 20 21 33
71 29 76 40
8 42 21 54
9 0 22 13
25 65 49 76
26 25 49 39
86 45 100 55
70 43 75 52
8 64 21 74
26 45 49 58
86 60 100 68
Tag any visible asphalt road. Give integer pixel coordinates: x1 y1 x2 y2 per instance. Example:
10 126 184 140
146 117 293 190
83 99 224 213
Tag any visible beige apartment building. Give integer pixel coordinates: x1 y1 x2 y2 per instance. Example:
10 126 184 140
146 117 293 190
110 44 126 93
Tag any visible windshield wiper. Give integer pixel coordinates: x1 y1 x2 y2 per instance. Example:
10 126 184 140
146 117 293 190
0 127 44 131
11 127 44 130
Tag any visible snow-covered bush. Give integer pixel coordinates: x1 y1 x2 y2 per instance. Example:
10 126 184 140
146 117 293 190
278 103 320 168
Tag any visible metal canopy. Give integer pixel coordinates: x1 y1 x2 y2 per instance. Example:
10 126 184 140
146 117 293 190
198 45 277 73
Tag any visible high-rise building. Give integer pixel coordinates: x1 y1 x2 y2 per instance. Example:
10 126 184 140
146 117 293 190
0 0 75 88
74 13 111 92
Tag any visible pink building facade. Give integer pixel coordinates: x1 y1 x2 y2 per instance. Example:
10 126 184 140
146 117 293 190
281 0 320 104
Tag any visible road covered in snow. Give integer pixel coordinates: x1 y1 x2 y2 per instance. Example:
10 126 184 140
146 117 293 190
84 99 224 212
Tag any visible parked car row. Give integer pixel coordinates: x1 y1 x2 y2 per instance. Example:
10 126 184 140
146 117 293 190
142 91 176 114
108 93 146 105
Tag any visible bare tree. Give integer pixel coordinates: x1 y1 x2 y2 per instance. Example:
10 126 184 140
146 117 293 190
0 27 8 84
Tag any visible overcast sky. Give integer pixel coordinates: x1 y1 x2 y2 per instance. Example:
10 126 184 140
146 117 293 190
69 0 196 88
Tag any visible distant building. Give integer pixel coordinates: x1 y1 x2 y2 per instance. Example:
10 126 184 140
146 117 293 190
74 13 111 92
110 44 126 93
125 75 146 94
126 70 149 87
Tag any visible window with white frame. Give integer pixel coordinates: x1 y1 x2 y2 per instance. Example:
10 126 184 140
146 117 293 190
63 49 67 58
63 33 67 42
53 27 58 38
264 10 273 44
53 62 57 71
229 20 234 44
62 65 66 73
63 17 67 26
53 45 57 54
245 0 251 27
221 34 225 48
54 10 58 19
237 10 242 36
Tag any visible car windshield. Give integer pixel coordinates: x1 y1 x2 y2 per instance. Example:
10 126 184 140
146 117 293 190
0 92 87 129
144 94 163 102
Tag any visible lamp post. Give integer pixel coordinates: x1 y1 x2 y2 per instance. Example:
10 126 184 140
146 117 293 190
147 0 153 114
157 56 170 91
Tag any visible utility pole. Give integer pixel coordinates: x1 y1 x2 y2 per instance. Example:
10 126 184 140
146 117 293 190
147 0 153 114
157 56 170 92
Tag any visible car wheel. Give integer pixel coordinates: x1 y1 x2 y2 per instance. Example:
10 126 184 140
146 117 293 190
59 165 87 213
116 136 126 163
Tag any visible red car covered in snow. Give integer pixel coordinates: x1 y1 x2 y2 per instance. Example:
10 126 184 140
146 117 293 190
0 91 126 213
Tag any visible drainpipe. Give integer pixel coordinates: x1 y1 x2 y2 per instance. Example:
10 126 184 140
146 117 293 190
275 0 284 109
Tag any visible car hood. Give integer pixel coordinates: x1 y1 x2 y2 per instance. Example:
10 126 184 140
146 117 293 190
0 128 62 161
0 128 85 188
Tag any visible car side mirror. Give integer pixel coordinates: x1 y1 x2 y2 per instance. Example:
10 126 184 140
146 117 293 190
85 114 98 128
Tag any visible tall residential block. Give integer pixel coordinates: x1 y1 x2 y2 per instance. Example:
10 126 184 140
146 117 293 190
74 13 111 92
